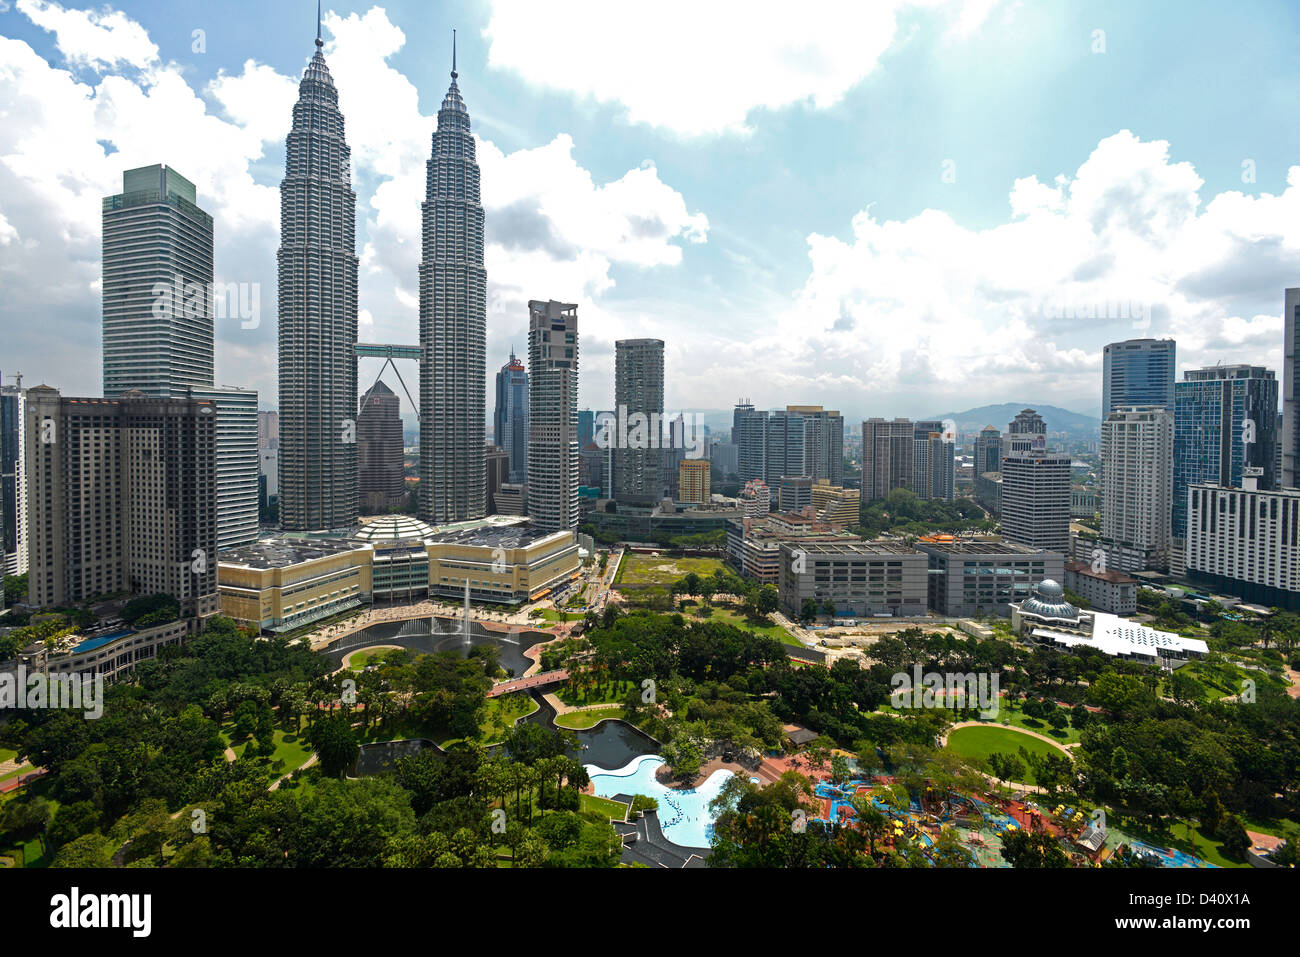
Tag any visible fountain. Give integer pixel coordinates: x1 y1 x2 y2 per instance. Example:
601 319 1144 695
462 577 472 648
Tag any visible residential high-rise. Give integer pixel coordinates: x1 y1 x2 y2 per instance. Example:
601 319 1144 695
1000 443 1071 553
1187 470 1300 610
1102 338 1176 419
420 39 487 524
679 458 711 505
912 421 953 501
613 339 665 498
358 381 406 513
1100 406 1174 572
494 352 529 484
24 386 217 616
861 418 914 501
527 300 579 532
102 164 257 551
277 26 359 532
974 425 1001 475
1173 364 1278 539
0 375 25 578
1283 288 1300 488
102 165 214 396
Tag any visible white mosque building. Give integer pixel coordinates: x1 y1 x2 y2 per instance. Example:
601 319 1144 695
1010 579 1208 665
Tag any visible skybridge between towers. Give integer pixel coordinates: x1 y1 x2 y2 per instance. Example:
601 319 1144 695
354 342 421 416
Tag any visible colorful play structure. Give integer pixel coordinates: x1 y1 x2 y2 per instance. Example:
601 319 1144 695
808 776 1214 868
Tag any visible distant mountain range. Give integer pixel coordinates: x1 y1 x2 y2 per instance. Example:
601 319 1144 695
927 403 1100 435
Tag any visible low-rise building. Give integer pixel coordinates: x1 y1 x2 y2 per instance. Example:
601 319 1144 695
810 479 861 525
1010 579 1207 663
726 509 861 583
778 541 927 618
915 540 1062 617
1063 560 1138 615
218 515 583 630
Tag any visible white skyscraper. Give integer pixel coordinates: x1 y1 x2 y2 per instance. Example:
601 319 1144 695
1100 406 1174 572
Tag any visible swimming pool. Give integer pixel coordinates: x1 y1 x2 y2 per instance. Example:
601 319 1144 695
72 630 133 654
586 754 733 849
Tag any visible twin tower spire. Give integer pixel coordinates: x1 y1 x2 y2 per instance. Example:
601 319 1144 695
278 7 486 532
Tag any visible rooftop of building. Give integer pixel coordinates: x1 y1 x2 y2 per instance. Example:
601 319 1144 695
1064 560 1138 585
352 514 438 544
426 516 567 550
779 541 919 557
914 540 1049 556
219 537 369 569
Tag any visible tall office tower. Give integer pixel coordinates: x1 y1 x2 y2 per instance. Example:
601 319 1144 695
485 445 510 513
999 444 1071 553
679 458 711 505
788 406 844 487
1102 338 1176 419
188 386 259 550
102 165 257 550
277 26 359 532
763 410 811 489
527 300 579 532
732 400 755 444
974 425 1002 475
735 403 766 482
927 433 955 501
613 338 665 498
577 409 595 451
1002 408 1047 458
1173 365 1278 538
0 375 25 578
357 381 406 513
24 386 218 615
1284 288 1300 488
861 418 914 501
420 41 487 524
1100 406 1174 572
493 352 528 484
102 165 214 396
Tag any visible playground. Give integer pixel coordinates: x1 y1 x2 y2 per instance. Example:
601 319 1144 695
812 778 1023 867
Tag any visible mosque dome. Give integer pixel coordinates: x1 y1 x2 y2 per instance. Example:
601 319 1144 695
1019 579 1079 622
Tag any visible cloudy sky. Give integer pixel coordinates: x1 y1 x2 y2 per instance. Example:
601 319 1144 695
2 0 1299 424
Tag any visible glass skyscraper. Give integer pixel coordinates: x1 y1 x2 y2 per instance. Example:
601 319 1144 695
419 39 487 523
1173 365 1277 537
1102 338 1176 418
276 27 359 532
494 353 529 484
102 165 214 397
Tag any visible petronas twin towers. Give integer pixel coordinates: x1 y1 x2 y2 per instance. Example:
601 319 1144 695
277 23 485 531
